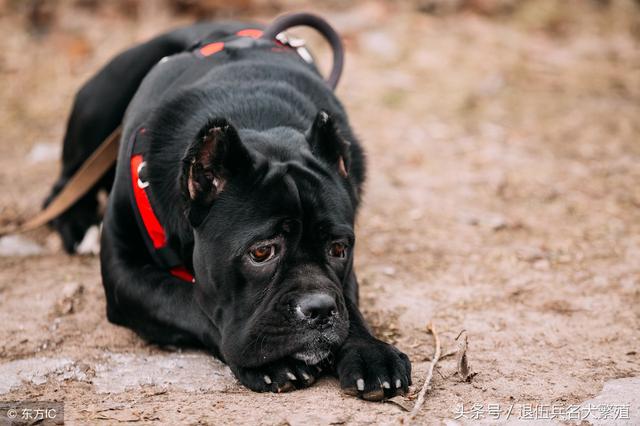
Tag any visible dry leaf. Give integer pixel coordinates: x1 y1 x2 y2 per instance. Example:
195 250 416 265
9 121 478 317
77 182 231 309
387 395 413 412
455 331 476 382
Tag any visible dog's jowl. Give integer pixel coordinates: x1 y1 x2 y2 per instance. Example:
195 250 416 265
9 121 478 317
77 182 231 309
45 20 411 400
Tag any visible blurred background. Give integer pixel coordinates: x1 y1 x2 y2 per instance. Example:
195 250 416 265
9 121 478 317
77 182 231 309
0 0 639 424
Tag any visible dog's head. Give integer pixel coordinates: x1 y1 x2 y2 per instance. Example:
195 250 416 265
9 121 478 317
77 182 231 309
180 111 359 368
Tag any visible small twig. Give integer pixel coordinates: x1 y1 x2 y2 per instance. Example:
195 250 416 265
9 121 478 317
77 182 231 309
423 348 456 363
454 329 467 341
409 322 441 419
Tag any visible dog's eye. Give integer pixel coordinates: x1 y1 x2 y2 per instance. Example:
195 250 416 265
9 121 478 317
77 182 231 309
249 244 277 263
328 241 348 259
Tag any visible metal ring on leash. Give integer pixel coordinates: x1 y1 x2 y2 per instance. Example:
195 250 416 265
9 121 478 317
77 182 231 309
261 12 344 90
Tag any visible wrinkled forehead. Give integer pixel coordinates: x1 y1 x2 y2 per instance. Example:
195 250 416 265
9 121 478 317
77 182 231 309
260 154 355 227
204 154 354 246
244 125 354 224
291 162 355 229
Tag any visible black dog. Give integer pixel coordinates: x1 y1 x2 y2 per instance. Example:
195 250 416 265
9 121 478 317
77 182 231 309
46 20 411 400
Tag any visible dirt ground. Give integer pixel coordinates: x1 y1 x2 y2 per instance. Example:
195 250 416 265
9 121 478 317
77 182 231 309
1 0 639 424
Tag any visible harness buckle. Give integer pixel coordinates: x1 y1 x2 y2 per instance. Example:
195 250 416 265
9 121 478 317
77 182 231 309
276 32 314 65
137 161 149 189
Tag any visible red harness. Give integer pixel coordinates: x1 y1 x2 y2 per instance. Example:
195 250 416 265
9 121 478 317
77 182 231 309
130 128 195 283
198 28 264 56
128 28 300 284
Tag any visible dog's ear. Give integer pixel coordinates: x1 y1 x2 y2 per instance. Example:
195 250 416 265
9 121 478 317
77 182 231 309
307 110 350 178
181 118 252 226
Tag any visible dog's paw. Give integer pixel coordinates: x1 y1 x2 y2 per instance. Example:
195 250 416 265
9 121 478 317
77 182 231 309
336 337 411 401
232 358 321 393
45 183 99 254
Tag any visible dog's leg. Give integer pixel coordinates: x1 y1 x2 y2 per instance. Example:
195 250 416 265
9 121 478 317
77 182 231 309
335 272 412 401
100 225 221 353
46 25 220 253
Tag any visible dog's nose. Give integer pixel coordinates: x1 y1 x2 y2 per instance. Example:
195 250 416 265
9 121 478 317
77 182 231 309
294 293 337 325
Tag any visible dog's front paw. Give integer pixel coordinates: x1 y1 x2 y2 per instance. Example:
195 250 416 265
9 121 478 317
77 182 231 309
231 358 321 393
336 337 412 401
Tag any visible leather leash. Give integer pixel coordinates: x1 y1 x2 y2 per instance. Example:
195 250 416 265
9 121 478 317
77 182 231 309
261 12 343 90
0 126 121 236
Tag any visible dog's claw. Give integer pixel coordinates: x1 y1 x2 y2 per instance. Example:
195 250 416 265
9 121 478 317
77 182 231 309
336 337 412 402
233 358 321 393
